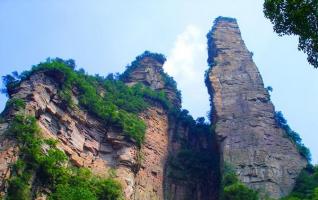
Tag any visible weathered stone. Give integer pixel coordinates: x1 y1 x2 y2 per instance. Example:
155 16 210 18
133 107 169 200
0 27 307 200
124 56 181 108
206 17 307 199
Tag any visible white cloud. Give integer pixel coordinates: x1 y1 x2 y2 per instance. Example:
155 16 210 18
164 25 210 119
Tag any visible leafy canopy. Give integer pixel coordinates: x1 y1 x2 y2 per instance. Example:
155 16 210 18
264 0 318 68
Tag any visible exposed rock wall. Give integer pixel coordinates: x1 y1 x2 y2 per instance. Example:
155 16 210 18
124 55 220 200
165 118 219 200
124 56 181 108
0 70 171 200
206 17 307 199
0 123 18 197
134 107 169 200
0 19 307 200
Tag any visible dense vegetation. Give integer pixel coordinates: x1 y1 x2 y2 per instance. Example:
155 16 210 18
168 149 215 182
120 51 166 81
221 164 259 200
264 0 318 68
5 102 123 200
120 51 181 102
274 111 311 161
2 58 172 147
166 110 260 199
282 165 318 200
167 110 218 186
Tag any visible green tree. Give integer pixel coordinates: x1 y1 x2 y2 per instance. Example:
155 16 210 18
264 0 318 68
221 163 259 200
282 165 318 200
223 183 258 200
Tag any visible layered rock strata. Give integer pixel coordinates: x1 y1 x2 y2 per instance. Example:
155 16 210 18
0 58 173 200
205 17 307 199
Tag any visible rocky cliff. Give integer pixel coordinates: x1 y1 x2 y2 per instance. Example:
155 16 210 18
0 17 309 200
205 17 307 199
0 71 140 199
121 54 172 200
122 53 219 200
0 53 216 200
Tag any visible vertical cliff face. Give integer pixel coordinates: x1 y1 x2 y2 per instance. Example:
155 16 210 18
121 54 220 200
0 72 140 199
1 52 218 200
122 55 172 200
165 118 219 200
0 19 309 199
0 55 177 200
206 17 307 199
123 54 181 108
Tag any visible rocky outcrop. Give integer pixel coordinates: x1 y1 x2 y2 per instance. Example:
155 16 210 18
124 55 181 108
0 66 172 199
206 17 307 199
124 55 220 200
0 18 309 200
3 72 139 198
0 123 18 197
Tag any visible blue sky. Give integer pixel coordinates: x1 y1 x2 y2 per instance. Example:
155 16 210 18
1 0 317 163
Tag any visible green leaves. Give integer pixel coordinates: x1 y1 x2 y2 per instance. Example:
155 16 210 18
5 58 172 147
221 164 259 200
49 168 123 200
264 0 318 68
223 183 258 200
282 165 318 200
7 114 123 200
274 111 311 161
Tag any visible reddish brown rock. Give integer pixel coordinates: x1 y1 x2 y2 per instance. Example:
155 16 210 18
134 107 169 200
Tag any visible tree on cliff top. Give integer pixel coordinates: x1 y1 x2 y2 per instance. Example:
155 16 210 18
264 0 318 68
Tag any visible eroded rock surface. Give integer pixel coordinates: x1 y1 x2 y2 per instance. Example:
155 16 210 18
206 17 307 199
0 69 172 200
134 107 169 200
124 56 181 108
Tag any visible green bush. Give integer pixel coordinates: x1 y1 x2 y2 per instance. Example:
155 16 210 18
5 98 26 111
167 111 216 184
120 51 166 81
168 149 215 182
274 111 311 161
6 113 123 200
49 168 123 200
220 163 259 200
119 51 182 102
282 165 318 200
223 183 258 200
7 176 31 200
3 58 172 147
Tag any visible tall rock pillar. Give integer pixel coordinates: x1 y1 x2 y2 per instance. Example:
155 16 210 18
205 17 307 199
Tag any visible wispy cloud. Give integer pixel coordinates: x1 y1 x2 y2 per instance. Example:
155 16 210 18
164 25 210 119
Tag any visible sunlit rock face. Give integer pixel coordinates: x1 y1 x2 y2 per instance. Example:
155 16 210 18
206 17 307 199
0 16 309 200
123 56 182 108
0 69 172 200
